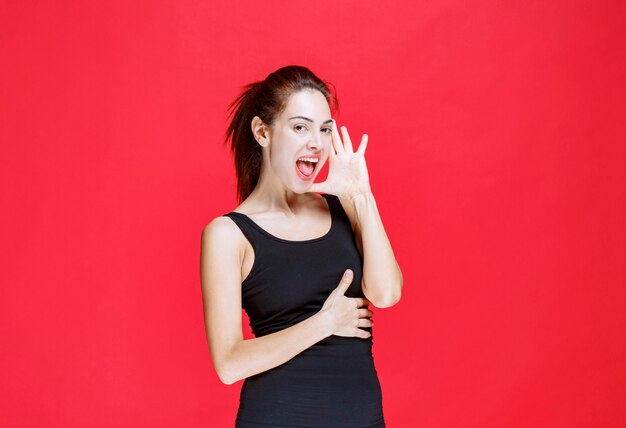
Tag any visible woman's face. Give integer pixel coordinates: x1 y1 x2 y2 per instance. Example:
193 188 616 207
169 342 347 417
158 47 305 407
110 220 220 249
266 89 333 193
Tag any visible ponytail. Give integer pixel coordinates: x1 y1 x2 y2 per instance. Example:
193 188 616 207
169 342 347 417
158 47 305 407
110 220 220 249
224 81 263 203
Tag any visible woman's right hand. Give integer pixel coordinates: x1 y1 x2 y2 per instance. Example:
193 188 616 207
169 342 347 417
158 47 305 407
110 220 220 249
320 269 374 339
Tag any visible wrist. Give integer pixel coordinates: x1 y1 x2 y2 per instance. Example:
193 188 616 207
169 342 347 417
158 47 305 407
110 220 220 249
349 189 375 212
349 190 372 201
314 309 336 338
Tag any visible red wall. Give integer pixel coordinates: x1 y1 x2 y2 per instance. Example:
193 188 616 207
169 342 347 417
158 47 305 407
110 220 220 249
2 1 625 426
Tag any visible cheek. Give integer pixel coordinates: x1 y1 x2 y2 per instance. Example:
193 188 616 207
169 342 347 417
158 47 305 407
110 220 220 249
269 146 295 171
324 134 333 150
322 139 332 158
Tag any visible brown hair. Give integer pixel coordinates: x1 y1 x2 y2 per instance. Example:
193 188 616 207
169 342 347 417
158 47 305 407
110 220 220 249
223 65 338 203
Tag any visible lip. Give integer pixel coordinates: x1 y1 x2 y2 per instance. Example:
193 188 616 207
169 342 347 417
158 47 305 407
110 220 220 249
295 155 320 181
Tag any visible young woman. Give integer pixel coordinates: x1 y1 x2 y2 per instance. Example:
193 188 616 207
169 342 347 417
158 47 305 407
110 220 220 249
200 65 403 427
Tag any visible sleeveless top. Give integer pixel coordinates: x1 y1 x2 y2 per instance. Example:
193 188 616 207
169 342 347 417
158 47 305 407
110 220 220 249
223 193 385 428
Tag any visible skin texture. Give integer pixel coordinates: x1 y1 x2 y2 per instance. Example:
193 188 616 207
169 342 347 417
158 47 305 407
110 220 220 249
200 88 403 384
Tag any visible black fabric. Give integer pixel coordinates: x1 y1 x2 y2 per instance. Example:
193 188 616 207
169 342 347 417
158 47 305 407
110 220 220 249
223 193 385 428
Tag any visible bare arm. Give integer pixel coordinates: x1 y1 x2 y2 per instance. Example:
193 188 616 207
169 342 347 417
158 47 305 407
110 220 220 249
200 217 373 385
308 121 403 308
340 192 403 308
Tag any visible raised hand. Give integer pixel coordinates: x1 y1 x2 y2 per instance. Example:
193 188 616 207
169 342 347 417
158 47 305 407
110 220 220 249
309 120 372 200
320 269 374 339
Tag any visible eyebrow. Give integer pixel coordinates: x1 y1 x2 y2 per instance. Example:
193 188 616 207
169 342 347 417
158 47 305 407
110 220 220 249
288 116 333 124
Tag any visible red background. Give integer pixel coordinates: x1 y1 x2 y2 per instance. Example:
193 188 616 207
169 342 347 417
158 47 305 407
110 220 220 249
2 1 625 427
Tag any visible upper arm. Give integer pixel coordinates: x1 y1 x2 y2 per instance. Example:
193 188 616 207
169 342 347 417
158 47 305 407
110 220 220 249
200 216 245 374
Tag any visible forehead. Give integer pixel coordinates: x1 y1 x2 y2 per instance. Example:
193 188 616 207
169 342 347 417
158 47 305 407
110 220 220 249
280 89 331 120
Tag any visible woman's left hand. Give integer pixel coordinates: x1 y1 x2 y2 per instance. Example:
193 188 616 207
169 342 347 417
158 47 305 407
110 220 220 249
310 120 372 200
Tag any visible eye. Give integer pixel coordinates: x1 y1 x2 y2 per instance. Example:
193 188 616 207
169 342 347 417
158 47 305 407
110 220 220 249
321 127 332 134
294 124 307 133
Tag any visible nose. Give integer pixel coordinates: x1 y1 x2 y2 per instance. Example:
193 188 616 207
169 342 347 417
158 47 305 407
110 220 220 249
307 130 323 150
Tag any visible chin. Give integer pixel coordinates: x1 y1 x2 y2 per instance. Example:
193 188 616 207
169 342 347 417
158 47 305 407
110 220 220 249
290 181 314 194
291 165 320 191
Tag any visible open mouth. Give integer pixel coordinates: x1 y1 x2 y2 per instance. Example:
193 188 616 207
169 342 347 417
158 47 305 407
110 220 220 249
295 156 319 180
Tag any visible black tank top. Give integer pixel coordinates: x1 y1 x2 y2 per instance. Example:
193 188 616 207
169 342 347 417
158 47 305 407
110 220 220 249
223 193 385 428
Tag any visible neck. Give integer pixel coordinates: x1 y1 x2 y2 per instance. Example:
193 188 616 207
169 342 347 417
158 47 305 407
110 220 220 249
245 161 314 215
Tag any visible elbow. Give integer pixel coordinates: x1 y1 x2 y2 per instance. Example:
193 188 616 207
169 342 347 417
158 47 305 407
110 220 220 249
379 268 404 308
374 290 402 308
215 362 240 385
364 266 403 308
213 354 243 385
210 341 244 385
218 374 238 386
368 284 402 308
368 277 403 308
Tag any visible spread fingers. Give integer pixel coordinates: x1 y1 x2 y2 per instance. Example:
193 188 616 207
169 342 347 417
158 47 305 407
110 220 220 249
358 308 374 319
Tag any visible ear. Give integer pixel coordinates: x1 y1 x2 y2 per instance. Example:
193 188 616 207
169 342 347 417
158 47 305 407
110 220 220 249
251 116 270 148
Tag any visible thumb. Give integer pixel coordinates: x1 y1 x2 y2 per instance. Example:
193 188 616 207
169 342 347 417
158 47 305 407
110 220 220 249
335 269 353 295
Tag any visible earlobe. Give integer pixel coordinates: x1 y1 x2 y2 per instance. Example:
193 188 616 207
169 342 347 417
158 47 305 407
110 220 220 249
251 116 270 148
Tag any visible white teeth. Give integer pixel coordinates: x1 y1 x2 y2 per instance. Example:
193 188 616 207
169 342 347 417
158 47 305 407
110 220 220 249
298 157 319 163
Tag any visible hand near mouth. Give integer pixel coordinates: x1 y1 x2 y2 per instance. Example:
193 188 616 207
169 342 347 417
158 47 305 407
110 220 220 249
309 120 372 200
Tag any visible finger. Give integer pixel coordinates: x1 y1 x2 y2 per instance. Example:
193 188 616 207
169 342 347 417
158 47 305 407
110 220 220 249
330 120 345 155
355 297 371 308
358 308 374 318
356 328 372 339
340 126 353 153
336 269 353 294
357 318 374 327
356 133 368 156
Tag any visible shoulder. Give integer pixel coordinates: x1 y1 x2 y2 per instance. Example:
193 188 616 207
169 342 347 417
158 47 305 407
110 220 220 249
202 215 238 238
201 215 246 257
